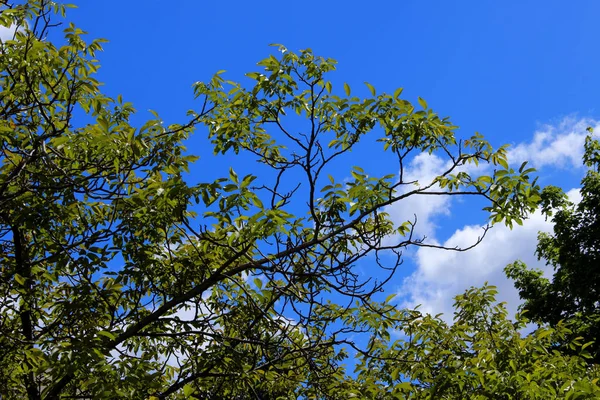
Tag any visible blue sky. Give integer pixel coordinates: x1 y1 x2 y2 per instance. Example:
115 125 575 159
63 1 600 318
69 1 599 144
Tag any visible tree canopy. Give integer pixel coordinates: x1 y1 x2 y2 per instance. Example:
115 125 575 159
0 1 596 399
351 284 600 399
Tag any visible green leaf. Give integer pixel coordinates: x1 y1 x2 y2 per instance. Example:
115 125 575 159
183 384 194 397
498 157 509 169
393 87 404 100
385 293 397 303
365 82 376 96
97 330 116 340
254 277 263 290
536 329 553 340
418 97 428 109
229 167 238 184
14 274 25 285
344 82 351 96
519 161 528 173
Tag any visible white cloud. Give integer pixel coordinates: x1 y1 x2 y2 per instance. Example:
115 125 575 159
398 188 581 322
384 153 452 242
384 149 490 247
508 116 600 169
392 116 596 321
565 187 582 204
0 24 19 42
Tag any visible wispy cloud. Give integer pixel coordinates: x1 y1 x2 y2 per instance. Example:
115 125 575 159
508 116 600 169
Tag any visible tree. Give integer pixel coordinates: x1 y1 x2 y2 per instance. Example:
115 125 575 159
351 285 600 399
505 131 600 364
0 1 541 398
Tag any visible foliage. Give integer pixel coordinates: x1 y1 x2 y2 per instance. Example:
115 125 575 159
0 1 544 399
506 131 600 364
351 285 600 399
